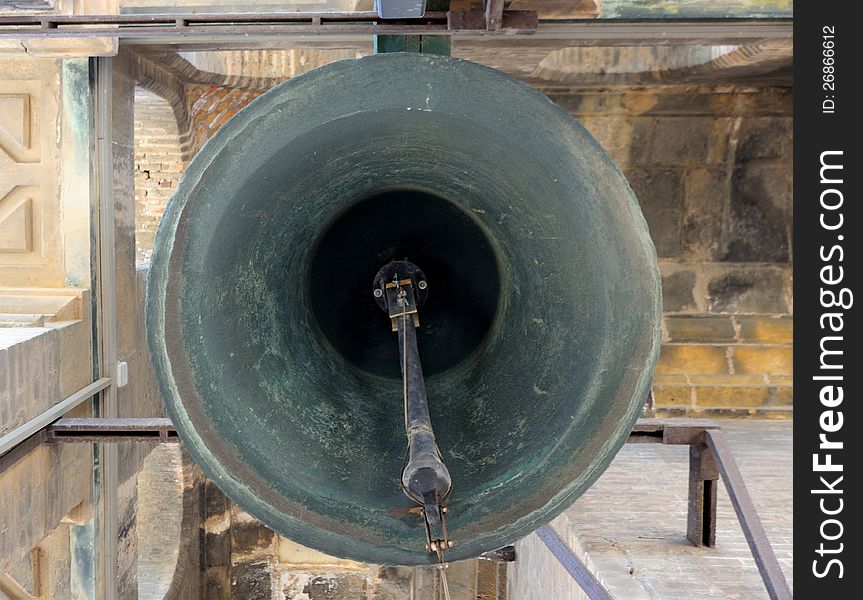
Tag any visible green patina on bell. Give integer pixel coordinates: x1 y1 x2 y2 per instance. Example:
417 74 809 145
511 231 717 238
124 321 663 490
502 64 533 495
146 53 661 566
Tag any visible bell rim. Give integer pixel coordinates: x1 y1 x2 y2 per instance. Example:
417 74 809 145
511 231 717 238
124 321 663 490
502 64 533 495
145 52 663 565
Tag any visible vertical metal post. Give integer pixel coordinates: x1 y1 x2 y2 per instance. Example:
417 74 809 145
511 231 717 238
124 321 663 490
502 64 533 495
704 429 792 600
94 55 119 600
686 442 718 547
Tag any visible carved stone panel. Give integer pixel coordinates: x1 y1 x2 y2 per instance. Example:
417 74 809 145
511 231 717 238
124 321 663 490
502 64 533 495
0 60 63 286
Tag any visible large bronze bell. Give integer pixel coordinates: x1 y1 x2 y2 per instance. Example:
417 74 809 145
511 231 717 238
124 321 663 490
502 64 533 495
146 53 662 566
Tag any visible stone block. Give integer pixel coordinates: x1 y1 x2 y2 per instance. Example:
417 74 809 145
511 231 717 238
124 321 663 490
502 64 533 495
0 442 92 573
205 531 231 568
655 345 728 375
731 346 792 376
664 315 735 343
660 406 792 419
648 117 713 165
661 270 697 312
306 572 368 599
723 164 790 262
276 536 364 569
619 92 658 114
733 87 793 116
652 384 692 407
738 315 793 344
204 479 230 519
0 326 65 434
205 567 231 600
769 375 793 386
509 0 600 18
232 560 274 599
706 269 789 314
736 118 792 162
625 168 683 257
641 91 735 116
693 386 771 407
687 373 765 385
231 520 275 556
771 386 793 406
579 116 634 166
549 91 622 115
55 320 90 400
681 168 727 260
477 560 505 600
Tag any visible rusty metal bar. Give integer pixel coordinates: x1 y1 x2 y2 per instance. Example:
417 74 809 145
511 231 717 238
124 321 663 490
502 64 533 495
0 11 437 25
47 417 179 443
0 10 537 39
0 14 791 45
0 377 112 476
533 419 788 600
704 428 792 600
536 524 613 600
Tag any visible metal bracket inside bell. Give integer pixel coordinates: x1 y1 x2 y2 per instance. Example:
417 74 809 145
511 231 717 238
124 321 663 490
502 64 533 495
373 260 428 331
423 502 454 557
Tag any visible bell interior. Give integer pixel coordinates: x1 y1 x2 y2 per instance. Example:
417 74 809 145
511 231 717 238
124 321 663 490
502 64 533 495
309 188 501 379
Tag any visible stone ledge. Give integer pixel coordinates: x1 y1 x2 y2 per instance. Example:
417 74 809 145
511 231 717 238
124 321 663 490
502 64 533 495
0 287 83 325
0 288 92 434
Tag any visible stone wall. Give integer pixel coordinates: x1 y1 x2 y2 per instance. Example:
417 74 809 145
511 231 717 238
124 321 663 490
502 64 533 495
0 56 96 599
1 51 169 600
548 85 793 417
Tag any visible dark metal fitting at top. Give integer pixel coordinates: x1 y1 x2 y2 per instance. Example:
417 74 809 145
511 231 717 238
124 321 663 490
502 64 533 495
373 260 429 331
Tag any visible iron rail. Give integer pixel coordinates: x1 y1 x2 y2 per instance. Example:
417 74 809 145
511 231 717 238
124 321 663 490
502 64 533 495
0 416 792 599
0 13 792 47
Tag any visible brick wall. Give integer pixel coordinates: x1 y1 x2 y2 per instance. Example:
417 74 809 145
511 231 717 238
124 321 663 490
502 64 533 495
185 84 262 158
134 88 186 262
133 86 263 263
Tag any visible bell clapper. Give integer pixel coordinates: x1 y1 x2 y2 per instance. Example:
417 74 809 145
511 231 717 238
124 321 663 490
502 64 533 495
373 260 454 597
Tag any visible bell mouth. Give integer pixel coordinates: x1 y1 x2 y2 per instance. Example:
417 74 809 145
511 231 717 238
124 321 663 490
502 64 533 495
307 188 502 379
147 53 662 566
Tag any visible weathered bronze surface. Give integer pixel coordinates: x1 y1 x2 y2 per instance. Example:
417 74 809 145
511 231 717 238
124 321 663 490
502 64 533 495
146 53 662 565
